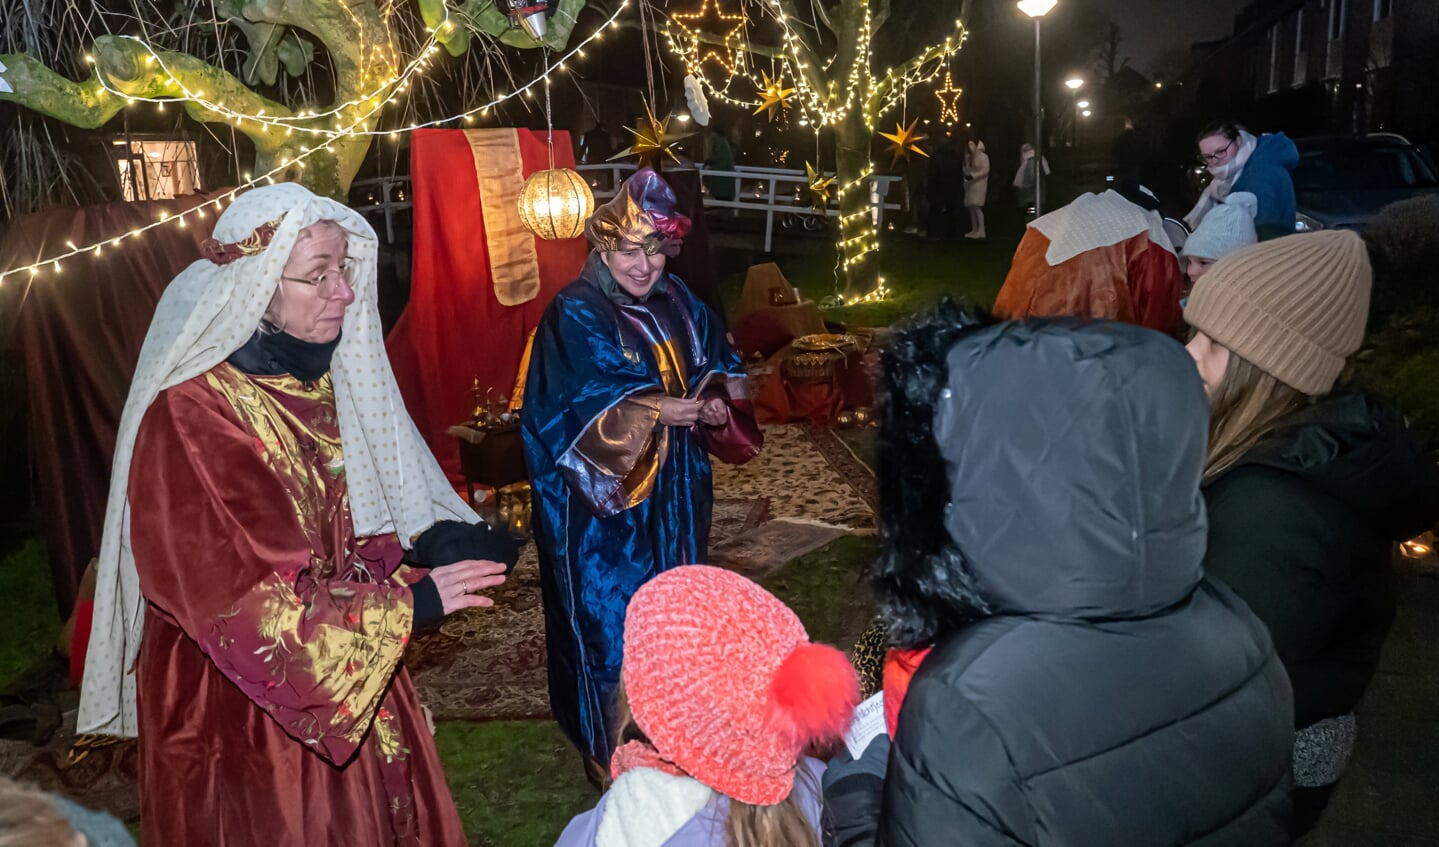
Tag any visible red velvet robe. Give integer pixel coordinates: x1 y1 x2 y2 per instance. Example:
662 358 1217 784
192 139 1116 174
129 363 466 846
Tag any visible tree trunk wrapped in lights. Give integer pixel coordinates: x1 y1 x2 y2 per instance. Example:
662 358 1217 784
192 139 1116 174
0 0 585 201
767 0 967 300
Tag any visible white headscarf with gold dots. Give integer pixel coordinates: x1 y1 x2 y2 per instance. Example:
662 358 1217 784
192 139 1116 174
79 183 474 737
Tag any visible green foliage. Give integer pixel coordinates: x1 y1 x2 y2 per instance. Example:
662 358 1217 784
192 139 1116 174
1349 308 1439 447
0 538 61 692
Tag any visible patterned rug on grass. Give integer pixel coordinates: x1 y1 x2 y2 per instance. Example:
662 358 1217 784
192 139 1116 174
405 497 771 722
410 423 875 722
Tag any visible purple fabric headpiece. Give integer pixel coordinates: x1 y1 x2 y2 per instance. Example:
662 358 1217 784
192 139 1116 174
584 168 693 257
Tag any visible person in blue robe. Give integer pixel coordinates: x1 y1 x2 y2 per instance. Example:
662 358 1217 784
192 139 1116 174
521 169 763 782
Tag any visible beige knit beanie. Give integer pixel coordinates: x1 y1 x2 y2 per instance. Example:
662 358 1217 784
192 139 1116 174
1183 230 1371 395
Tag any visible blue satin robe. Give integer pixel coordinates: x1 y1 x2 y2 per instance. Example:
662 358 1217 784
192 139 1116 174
522 255 750 767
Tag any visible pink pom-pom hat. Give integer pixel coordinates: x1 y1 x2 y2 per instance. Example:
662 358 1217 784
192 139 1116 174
620 565 860 806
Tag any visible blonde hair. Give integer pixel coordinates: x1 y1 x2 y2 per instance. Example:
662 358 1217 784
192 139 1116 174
723 766 819 847
1204 351 1306 482
613 690 819 847
0 778 79 847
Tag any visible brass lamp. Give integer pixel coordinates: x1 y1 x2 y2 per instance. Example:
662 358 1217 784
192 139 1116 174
518 168 595 240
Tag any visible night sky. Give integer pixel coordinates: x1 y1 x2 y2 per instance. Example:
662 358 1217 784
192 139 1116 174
1087 0 1255 75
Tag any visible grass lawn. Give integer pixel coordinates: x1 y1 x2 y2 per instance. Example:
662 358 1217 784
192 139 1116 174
755 235 1017 328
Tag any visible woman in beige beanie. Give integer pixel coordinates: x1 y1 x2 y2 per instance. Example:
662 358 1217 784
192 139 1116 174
1183 230 1439 837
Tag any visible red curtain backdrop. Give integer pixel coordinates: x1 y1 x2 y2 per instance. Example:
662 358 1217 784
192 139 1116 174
2 194 222 612
386 129 589 482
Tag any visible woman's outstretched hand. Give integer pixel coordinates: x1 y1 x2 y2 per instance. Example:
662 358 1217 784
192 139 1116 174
428 560 508 615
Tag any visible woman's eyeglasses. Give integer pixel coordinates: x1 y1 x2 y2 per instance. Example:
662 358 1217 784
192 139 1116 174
1199 139 1237 165
281 257 355 297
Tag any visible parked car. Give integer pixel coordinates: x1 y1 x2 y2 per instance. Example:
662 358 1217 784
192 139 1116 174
1293 134 1439 231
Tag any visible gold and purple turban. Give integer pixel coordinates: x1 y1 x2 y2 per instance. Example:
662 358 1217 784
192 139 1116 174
584 168 692 257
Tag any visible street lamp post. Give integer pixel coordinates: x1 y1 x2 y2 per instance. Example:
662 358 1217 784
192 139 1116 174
1019 0 1057 215
1065 77 1084 147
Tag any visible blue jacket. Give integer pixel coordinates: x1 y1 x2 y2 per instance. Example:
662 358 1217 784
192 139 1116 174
1234 132 1299 240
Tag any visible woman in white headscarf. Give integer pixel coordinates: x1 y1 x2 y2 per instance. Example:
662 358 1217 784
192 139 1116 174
963 139 990 239
78 183 518 846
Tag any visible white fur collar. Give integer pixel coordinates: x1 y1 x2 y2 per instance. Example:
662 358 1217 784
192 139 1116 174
1034 189 1175 266
596 768 717 847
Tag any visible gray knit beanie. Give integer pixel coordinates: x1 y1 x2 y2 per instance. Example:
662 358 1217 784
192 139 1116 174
1184 192 1258 261
1183 230 1372 395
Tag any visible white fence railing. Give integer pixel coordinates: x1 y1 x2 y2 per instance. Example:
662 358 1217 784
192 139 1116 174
576 163 903 252
348 165 906 252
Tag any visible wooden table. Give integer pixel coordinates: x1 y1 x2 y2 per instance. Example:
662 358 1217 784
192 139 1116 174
447 423 528 508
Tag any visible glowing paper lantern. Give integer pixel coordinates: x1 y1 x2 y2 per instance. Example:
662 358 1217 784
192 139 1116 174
517 168 595 240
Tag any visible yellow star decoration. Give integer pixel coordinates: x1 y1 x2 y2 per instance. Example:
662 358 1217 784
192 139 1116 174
753 71 796 123
879 119 930 167
610 102 697 167
935 69 963 124
670 0 748 75
805 162 836 210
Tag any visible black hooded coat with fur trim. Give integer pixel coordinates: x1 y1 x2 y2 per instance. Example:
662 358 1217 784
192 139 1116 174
863 321 1295 846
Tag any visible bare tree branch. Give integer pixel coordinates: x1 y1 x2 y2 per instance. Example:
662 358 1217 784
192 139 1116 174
866 30 952 123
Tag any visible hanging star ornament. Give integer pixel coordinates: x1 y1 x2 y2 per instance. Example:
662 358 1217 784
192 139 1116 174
610 102 698 168
753 71 796 123
935 69 963 124
670 0 748 74
879 118 930 167
804 162 836 210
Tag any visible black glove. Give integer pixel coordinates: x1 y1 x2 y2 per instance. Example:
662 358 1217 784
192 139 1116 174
410 576 444 631
821 735 890 847
406 520 520 573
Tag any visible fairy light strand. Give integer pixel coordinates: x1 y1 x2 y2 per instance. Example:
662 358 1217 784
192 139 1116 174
0 2 631 285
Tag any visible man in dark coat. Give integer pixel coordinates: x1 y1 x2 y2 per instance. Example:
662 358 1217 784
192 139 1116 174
825 309 1294 846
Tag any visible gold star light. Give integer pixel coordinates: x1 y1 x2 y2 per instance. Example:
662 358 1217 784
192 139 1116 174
935 69 963 123
753 71 796 122
879 118 930 166
671 0 748 75
610 102 697 168
804 162 836 210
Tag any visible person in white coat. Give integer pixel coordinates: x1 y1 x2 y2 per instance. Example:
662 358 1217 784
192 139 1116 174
964 139 990 239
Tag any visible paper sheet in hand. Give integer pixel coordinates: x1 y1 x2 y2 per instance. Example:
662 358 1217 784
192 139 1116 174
844 691 886 760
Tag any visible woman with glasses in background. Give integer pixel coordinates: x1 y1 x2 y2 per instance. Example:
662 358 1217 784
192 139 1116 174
1185 120 1299 241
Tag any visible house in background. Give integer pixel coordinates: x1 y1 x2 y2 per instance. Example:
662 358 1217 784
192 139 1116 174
1164 0 1439 144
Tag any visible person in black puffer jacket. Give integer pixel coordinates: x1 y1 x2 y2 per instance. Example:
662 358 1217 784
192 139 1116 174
825 303 1294 846
1184 230 1439 836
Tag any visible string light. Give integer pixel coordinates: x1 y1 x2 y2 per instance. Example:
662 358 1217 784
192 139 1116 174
668 0 748 76
657 1 965 301
934 68 962 123
0 3 632 284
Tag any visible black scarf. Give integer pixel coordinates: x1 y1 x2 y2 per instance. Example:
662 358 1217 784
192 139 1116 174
228 327 342 382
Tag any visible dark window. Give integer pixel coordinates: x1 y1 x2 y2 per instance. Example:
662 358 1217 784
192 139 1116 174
1292 145 1439 192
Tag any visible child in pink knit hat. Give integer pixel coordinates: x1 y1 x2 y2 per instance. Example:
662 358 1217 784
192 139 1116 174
554 564 860 847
